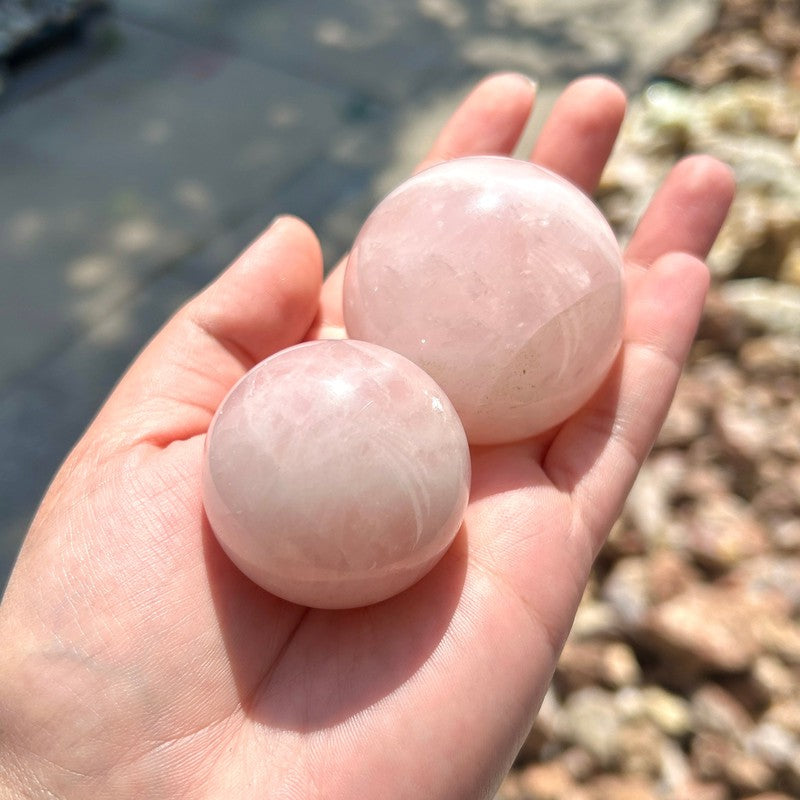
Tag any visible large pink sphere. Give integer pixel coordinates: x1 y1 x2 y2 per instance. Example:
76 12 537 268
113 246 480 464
202 339 470 609
343 156 625 444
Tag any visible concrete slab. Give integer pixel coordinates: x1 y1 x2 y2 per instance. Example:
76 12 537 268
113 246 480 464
114 0 720 101
0 17 347 384
114 0 450 102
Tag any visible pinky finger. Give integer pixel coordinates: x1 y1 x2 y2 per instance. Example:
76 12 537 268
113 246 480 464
544 251 710 554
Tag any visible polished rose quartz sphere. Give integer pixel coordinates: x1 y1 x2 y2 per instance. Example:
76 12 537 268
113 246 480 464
202 339 470 609
343 156 625 444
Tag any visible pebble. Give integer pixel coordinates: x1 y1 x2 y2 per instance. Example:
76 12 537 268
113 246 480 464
685 492 768 571
754 617 800 665
691 733 775 794
642 585 778 673
616 720 665 776
569 600 622 641
656 375 709 446
640 686 693 737
764 698 800 736
741 794 797 800
727 556 800 613
745 722 800 769
517 760 575 800
557 641 641 692
558 687 621 768
624 453 687 546
691 683 754 743
719 279 800 336
740 335 800 375
752 656 799 701
584 775 658 800
672 780 731 800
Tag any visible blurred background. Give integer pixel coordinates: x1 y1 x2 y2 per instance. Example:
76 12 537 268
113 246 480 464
1 1 799 798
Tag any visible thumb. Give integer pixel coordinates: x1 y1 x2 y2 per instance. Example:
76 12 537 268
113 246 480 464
90 216 323 452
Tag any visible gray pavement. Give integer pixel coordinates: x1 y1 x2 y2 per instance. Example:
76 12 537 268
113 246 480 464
0 0 719 587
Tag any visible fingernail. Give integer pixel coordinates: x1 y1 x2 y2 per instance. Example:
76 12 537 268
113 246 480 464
268 214 287 230
492 71 538 92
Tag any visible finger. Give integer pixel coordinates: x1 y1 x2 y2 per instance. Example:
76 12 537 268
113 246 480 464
311 72 537 339
414 71 537 173
543 252 710 555
531 75 627 193
95 216 323 448
625 155 736 266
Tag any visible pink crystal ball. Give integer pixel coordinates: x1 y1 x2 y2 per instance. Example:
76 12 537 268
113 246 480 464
343 156 625 444
202 339 471 609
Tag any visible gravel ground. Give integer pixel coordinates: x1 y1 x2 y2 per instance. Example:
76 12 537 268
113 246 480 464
498 2 800 798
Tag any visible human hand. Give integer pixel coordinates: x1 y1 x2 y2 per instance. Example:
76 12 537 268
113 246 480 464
0 74 733 800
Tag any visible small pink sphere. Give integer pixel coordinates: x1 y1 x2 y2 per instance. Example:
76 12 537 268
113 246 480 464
202 339 470 609
343 156 625 444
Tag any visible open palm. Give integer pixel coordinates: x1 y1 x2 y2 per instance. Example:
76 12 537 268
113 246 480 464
0 75 733 800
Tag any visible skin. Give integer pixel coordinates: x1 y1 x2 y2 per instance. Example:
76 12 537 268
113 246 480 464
0 74 734 799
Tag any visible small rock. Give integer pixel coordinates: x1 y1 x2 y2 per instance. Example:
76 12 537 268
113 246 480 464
585 774 658 800
752 461 800 517
640 686 693 737
600 643 642 689
614 686 647 720
725 753 776 795
692 354 746 401
691 733 775 794
602 558 650 629
647 550 700 604
682 460 732 500
714 388 777 463
671 780 731 800
727 556 800 613
685 492 768 571
699 289 752 349
657 738 691 796
777 402 800 459
752 656 799 702
557 641 641 692
600 547 697 630
740 335 800 375
692 683 755 743
740 794 797 800
765 698 800 736
642 585 784 673
517 760 575 800
616 720 665 777
558 688 621 768
656 374 710 446
763 1 800 52
624 453 687 546
560 747 594 782
569 600 622 641
719 279 800 336
604 518 647 558
494 772 525 800
746 722 800 769
754 617 800 665
771 517 800 551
